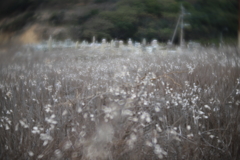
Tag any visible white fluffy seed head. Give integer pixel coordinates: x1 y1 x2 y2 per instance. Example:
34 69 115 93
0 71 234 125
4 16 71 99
28 151 34 157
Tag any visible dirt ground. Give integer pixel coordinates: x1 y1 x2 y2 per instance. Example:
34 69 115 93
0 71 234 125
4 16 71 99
18 24 40 44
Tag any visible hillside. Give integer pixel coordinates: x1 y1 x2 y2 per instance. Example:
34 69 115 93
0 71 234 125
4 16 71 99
0 0 238 45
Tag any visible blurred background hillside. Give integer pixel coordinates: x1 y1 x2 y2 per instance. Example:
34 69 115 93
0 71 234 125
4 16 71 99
0 0 238 45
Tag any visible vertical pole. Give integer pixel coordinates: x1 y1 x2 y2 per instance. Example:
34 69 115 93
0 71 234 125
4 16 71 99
180 5 184 48
92 36 95 44
142 38 146 47
75 41 79 49
48 36 52 51
171 15 181 44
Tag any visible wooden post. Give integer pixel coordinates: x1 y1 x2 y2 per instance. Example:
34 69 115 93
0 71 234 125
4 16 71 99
48 36 52 51
75 41 79 49
142 38 146 47
92 36 95 44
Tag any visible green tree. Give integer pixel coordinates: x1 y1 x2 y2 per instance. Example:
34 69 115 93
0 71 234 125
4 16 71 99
184 0 238 43
100 5 138 39
81 17 114 40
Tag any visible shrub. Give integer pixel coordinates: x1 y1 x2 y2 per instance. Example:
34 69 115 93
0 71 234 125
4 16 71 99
0 12 35 32
77 9 100 25
49 11 65 26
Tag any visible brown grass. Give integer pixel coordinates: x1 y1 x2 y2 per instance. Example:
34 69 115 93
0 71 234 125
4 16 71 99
0 45 239 160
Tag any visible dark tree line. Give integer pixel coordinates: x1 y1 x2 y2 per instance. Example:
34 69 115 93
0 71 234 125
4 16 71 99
0 0 238 44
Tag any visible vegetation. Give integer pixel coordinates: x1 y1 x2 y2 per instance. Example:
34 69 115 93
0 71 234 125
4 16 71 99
0 0 238 43
0 45 240 159
49 11 65 26
0 12 35 32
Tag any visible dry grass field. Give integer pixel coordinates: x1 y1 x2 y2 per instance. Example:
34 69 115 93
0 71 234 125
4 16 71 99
0 44 240 160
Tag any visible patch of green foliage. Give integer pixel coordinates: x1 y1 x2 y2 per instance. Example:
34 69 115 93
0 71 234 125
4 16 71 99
77 9 100 24
49 11 65 26
49 11 65 25
0 0 43 19
0 12 35 32
0 0 237 43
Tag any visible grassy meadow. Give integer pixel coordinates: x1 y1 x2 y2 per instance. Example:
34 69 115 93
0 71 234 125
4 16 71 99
0 44 240 160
